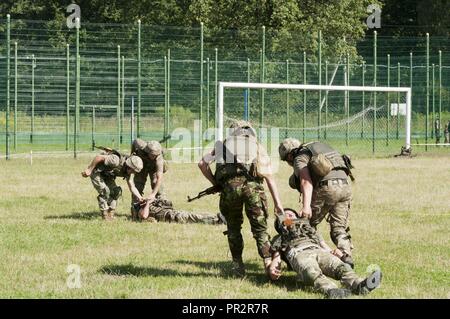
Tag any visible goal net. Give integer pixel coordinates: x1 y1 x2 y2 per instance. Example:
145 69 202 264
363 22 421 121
216 82 412 154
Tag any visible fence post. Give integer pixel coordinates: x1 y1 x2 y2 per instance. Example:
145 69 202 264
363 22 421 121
438 50 442 124
137 20 141 137
74 17 80 159
346 53 349 146
91 105 95 150
362 61 365 139
303 51 307 141
431 64 435 139
317 30 322 140
260 26 265 129
247 57 251 117
14 41 17 151
66 44 70 151
425 33 429 150
214 48 218 129
117 46 121 147
325 60 328 140
206 57 210 131
372 31 377 154
200 22 204 138
6 14 10 159
31 54 35 144
121 55 125 143
286 59 289 138
386 54 390 146
397 62 401 139
167 48 171 146
164 55 167 144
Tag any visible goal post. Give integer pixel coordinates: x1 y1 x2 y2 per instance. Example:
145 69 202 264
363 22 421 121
216 82 412 150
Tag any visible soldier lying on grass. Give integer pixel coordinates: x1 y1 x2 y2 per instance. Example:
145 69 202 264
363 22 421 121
266 209 382 299
133 197 226 225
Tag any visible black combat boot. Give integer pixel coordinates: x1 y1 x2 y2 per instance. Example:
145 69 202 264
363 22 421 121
354 269 382 295
231 258 245 278
325 288 352 299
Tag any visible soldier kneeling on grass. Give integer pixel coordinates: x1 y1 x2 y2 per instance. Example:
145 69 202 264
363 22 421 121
266 209 382 299
133 197 226 225
81 151 144 221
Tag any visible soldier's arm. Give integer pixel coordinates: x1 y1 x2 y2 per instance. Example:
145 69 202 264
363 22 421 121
126 175 144 202
147 156 164 201
198 149 217 186
81 155 106 177
263 174 284 216
298 167 314 219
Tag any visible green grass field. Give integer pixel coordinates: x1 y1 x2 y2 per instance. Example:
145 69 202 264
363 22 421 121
0 153 449 298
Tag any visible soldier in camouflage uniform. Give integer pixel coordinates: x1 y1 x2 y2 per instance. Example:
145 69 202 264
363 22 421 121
267 209 382 299
131 139 168 219
82 152 144 220
132 198 226 225
198 120 284 277
279 138 355 268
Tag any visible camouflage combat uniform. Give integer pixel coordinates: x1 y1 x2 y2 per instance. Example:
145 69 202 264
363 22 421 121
133 198 224 225
131 139 167 201
291 142 353 258
90 153 130 212
271 219 365 296
215 134 273 261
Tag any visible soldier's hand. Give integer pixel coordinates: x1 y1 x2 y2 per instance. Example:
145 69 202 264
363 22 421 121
146 194 156 204
268 262 281 281
81 169 92 178
331 248 344 259
300 206 312 219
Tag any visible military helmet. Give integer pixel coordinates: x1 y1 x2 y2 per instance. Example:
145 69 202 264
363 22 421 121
132 138 147 151
145 140 162 156
229 120 257 138
274 208 300 234
278 138 301 161
125 155 143 173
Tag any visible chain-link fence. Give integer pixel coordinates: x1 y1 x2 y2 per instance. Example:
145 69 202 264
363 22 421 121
0 17 449 158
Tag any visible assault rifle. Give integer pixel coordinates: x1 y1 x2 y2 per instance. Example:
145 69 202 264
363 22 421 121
187 185 222 202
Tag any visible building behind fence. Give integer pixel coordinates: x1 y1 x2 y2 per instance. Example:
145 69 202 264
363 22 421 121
0 16 449 158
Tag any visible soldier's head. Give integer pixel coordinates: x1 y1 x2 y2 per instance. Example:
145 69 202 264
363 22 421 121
132 138 147 152
274 208 300 234
125 155 144 174
145 141 162 160
228 120 257 138
279 138 301 165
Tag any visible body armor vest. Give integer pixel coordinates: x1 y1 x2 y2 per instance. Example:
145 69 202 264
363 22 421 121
294 142 348 184
215 135 261 184
97 152 128 178
282 221 321 249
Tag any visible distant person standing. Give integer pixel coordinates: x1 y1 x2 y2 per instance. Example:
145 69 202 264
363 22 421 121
444 120 450 144
434 119 441 144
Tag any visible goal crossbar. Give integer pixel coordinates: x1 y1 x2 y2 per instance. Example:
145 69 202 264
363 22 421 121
217 82 412 149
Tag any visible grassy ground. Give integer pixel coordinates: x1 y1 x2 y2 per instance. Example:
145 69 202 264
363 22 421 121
0 153 449 298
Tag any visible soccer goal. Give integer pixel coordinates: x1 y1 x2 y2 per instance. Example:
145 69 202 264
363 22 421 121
216 82 412 152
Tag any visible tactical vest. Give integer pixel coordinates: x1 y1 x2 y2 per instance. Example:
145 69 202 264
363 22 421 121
215 135 262 184
294 142 348 183
282 221 321 250
97 151 128 178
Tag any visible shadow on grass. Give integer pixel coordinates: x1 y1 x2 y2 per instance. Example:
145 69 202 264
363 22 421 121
44 211 130 221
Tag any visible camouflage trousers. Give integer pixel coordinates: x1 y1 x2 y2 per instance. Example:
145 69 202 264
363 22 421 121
90 171 122 211
287 247 363 294
311 181 353 256
152 209 220 224
219 177 271 260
